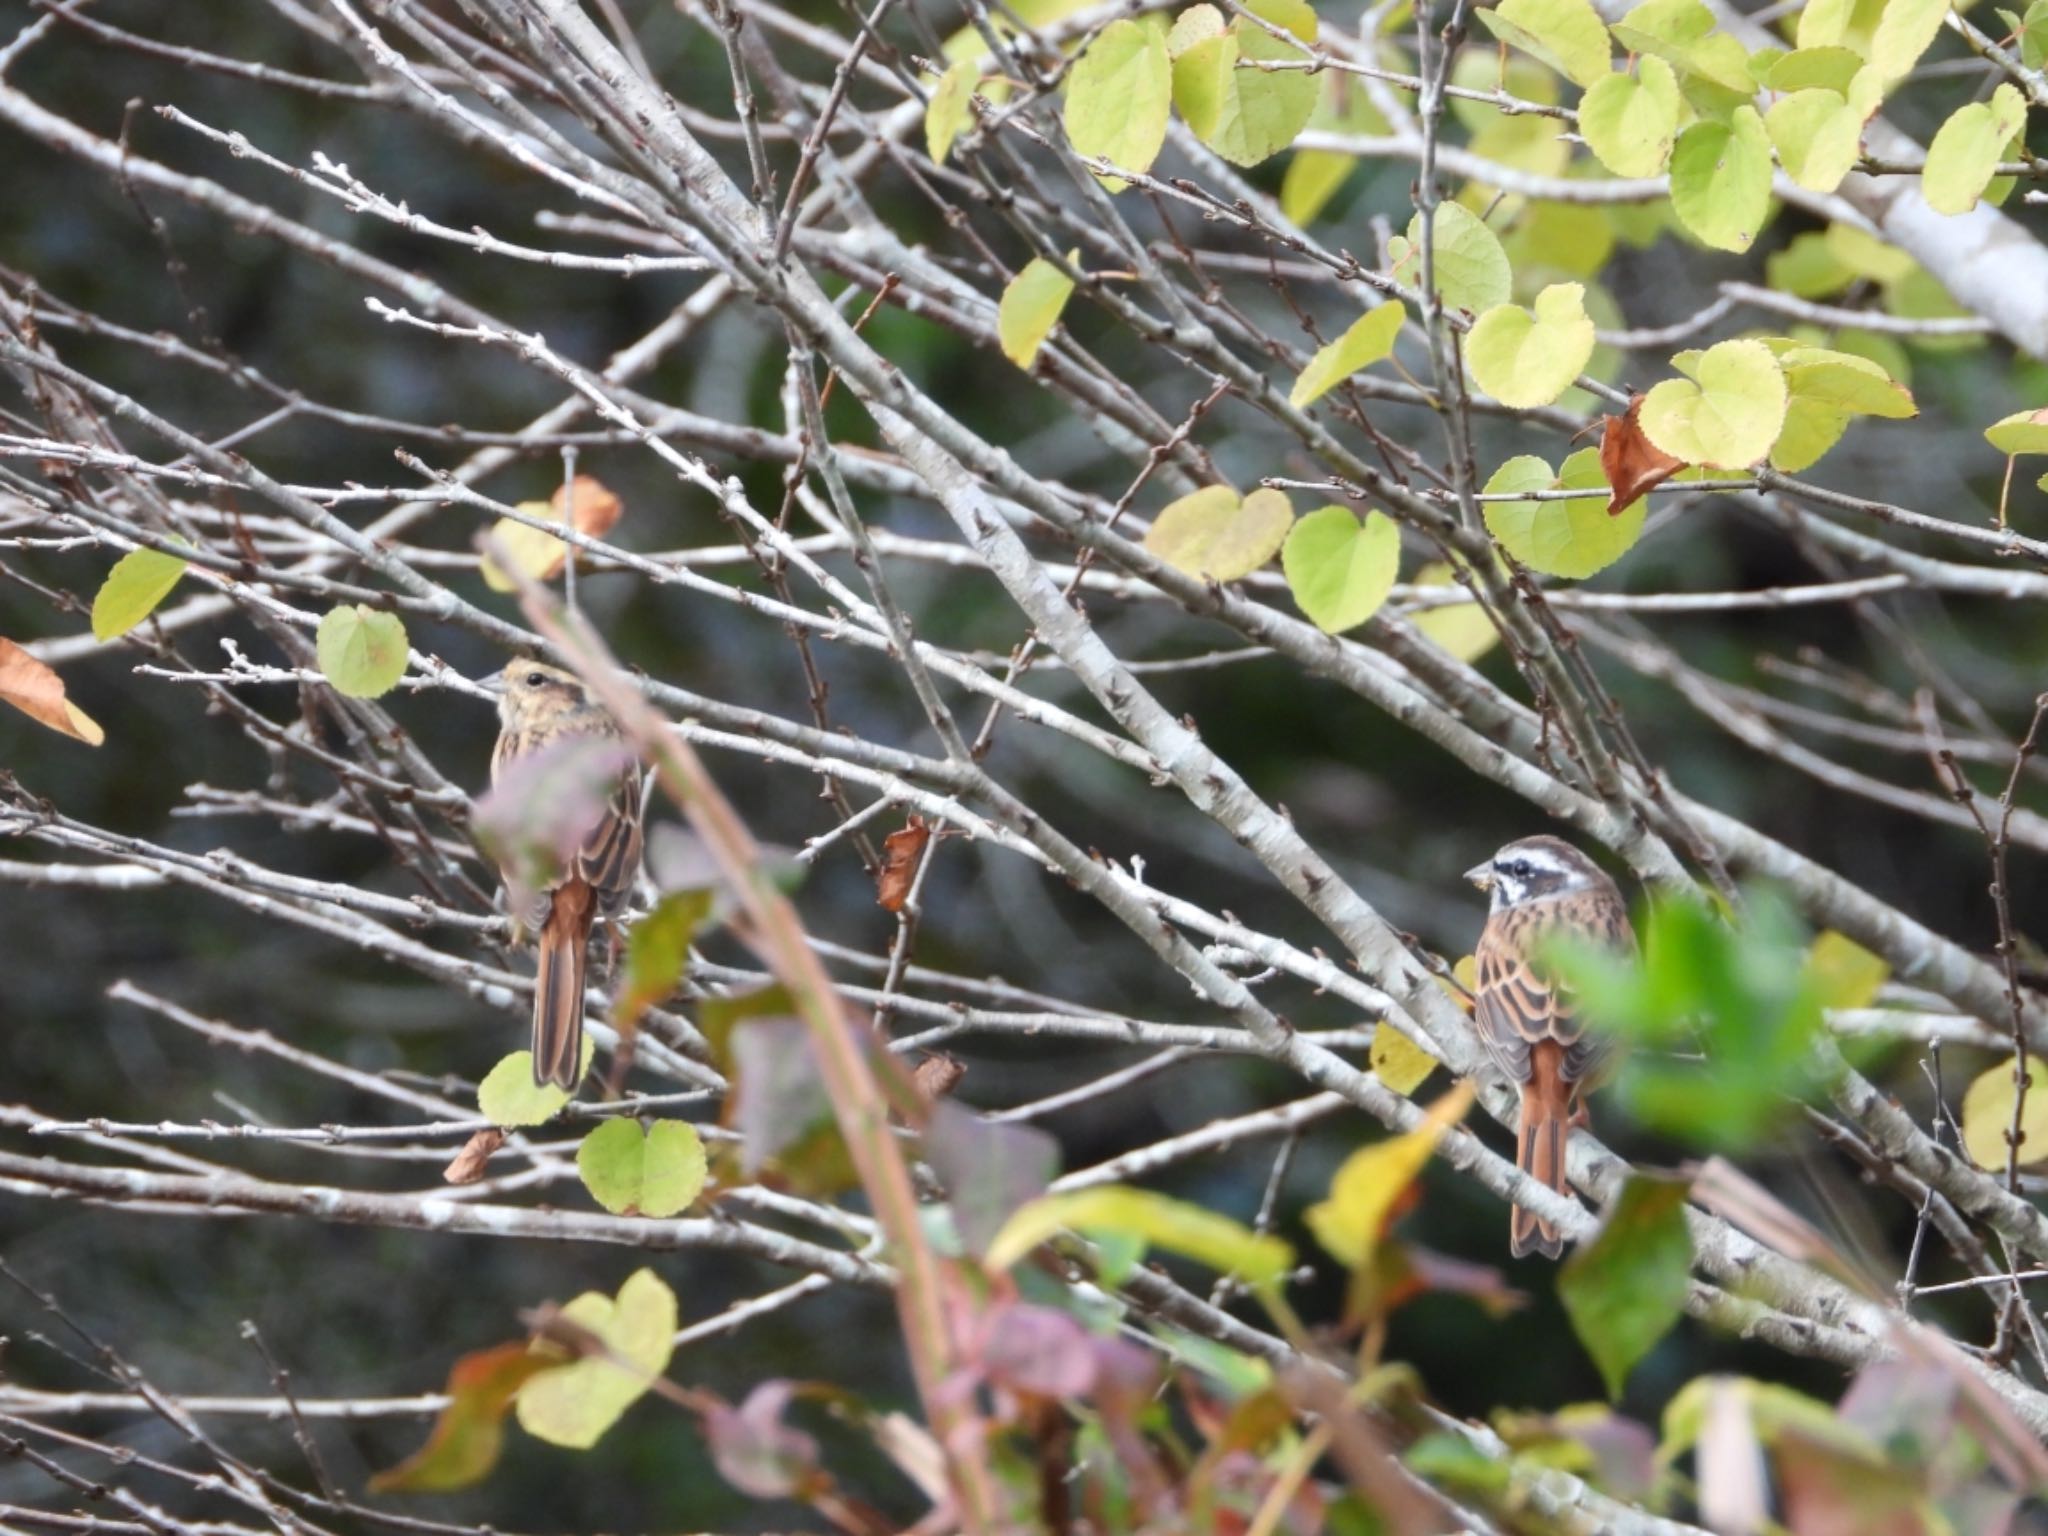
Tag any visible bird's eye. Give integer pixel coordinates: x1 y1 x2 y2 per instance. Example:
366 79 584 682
524 670 544 688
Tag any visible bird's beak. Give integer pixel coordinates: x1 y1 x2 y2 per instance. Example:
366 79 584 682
1464 862 1494 891
476 671 508 697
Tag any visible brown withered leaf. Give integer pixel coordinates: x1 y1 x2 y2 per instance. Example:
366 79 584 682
876 815 932 912
911 1053 966 1103
0 639 104 746
1598 394 1685 517
443 1127 506 1185
553 474 624 540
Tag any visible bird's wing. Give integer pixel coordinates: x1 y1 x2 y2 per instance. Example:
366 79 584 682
576 762 644 915
1476 900 1633 1085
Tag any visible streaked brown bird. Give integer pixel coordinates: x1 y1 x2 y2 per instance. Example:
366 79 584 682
490 660 643 1089
1466 835 1635 1259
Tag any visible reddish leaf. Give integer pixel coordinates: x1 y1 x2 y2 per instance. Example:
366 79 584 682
0 639 104 745
705 1380 820 1500
977 1301 1098 1400
922 1100 1057 1256
1599 394 1685 516
876 815 932 912
554 474 624 540
443 1128 505 1185
1774 1430 1930 1536
1374 1240 1526 1319
911 1053 966 1103
369 1342 554 1493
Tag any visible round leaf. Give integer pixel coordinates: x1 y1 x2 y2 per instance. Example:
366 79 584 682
1143 485 1293 582
1388 202 1513 314
1171 5 1318 168
1483 448 1646 579
1282 506 1400 633
1577 57 1680 177
1408 561 1499 662
92 547 188 642
1064 20 1172 190
1640 338 1787 469
1987 408 2048 455
1922 86 2027 216
1465 282 1596 409
478 1043 595 1127
1290 300 1406 408
998 254 1077 369
1669 106 1772 253
515 1268 677 1449
481 504 570 593
1961 1056 2048 1171
577 1117 707 1217
1477 0 1612 86
1764 88 1863 194
315 603 409 699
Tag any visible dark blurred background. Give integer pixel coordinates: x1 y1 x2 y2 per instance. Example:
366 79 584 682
5 0 2048 1527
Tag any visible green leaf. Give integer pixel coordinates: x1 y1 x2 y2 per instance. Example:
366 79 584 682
1804 930 1888 1011
1758 45 1864 93
1640 337 1787 468
1477 0 1612 86
925 59 978 164
1763 87 1864 194
1987 407 2048 454
1795 0 1885 56
1064 20 1172 190
1610 0 1716 59
1780 347 1915 418
1465 282 1595 409
1307 1082 1476 1268
987 1184 1296 1290
1171 0 1319 167
2021 0 2048 69
1483 448 1646 578
1867 0 1949 83
1558 1175 1694 1398
577 1118 707 1217
1290 300 1406 407
515 1268 677 1449
91 546 188 642
315 603 410 699
1282 505 1400 633
1166 2 1226 55
370 1343 558 1493
1922 85 2027 215
998 254 1077 369
1387 202 1513 314
1668 106 1772 252
1961 1056 2048 1170
1143 485 1294 582
1577 58 1681 177
1826 220 1915 284
478 1042 596 1126
613 888 714 1035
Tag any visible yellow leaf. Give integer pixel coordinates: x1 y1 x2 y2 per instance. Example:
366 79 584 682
1960 1056 2048 1171
1369 1023 1439 1095
998 254 1079 370
1805 930 1888 1011
1306 1080 1476 1269
985 1184 1294 1289
481 501 569 592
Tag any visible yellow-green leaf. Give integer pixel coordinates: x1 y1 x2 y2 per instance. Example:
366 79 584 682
92 547 188 642
1483 448 1645 579
925 59 978 164
1668 106 1772 252
481 501 569 592
986 1184 1295 1290
315 603 409 699
1804 930 1889 1011
1290 301 1406 407
1961 1056 2048 1171
1987 408 2048 455
577 1118 707 1217
1064 20 1172 190
1465 282 1595 409
1143 485 1294 582
1282 505 1400 633
515 1269 677 1448
1922 85 2027 216
1171 0 1319 167
1306 1081 1475 1268
1868 0 1949 84
1559 1175 1693 1397
998 254 1077 369
1387 202 1513 314
1640 337 1787 469
1477 0 1612 86
1763 87 1864 194
1408 561 1499 662
478 1042 596 1127
1577 57 1681 177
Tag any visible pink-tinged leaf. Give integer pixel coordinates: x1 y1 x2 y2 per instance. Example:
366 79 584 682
728 1016 831 1174
1774 1431 1931 1536
705 1380 820 1499
922 1101 1059 1257
976 1301 1099 1400
472 734 633 915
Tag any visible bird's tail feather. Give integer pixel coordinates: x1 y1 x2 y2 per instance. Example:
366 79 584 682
1512 1082 1568 1260
532 895 591 1089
